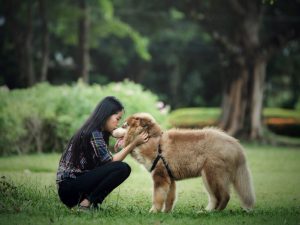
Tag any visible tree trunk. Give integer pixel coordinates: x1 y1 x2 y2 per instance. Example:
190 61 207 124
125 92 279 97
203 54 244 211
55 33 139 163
250 57 266 139
77 0 90 83
218 2 265 140
4 0 26 87
219 56 266 139
219 60 249 136
25 0 35 86
169 61 181 108
38 0 49 82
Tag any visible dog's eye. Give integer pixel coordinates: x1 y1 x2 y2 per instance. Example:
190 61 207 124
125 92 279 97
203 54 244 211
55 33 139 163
122 122 128 128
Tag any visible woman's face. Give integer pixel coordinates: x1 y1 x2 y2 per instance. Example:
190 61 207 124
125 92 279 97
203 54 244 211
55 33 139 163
104 110 123 133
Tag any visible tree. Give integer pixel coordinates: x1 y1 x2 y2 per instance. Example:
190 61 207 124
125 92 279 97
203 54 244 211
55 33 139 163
38 0 50 82
77 0 90 83
1 0 35 87
266 41 300 109
48 0 151 84
0 0 151 86
113 1 221 108
1 0 53 86
175 0 300 139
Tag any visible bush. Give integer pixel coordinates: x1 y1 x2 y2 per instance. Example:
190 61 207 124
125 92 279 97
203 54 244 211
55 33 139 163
168 107 219 128
0 80 169 155
169 107 300 137
263 108 300 137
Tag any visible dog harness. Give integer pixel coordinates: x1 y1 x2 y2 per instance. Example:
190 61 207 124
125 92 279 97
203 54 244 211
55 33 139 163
150 144 175 179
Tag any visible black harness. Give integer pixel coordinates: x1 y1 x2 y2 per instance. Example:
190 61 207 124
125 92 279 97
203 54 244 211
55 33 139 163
149 144 175 179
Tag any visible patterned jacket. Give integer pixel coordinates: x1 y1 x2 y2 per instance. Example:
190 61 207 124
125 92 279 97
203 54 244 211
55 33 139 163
56 130 112 183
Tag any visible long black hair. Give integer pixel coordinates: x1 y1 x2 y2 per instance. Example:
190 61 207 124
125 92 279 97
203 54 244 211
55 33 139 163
69 96 124 168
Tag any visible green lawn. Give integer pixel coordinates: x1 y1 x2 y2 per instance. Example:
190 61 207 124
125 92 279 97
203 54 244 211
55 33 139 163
0 144 300 225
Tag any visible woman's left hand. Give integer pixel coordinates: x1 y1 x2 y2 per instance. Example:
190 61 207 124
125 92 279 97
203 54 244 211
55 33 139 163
133 131 149 146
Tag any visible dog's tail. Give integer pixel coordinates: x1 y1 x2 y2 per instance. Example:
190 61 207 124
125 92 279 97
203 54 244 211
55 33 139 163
233 160 255 211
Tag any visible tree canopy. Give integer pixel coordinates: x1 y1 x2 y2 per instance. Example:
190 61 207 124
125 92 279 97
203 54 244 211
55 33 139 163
0 0 299 139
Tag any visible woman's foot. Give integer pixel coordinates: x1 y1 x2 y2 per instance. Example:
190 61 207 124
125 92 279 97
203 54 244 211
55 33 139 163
77 204 90 212
80 199 91 207
77 199 91 212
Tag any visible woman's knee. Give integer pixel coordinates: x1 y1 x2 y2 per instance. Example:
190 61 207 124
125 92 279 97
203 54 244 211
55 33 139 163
112 161 131 177
123 162 131 176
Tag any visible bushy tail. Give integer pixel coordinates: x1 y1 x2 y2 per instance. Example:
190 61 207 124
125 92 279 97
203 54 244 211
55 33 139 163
233 162 256 211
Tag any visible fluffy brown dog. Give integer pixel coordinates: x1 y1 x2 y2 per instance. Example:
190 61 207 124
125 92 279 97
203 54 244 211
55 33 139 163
113 113 255 213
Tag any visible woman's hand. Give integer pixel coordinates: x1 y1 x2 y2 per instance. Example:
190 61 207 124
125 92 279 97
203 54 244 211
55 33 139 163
133 131 149 146
112 131 149 162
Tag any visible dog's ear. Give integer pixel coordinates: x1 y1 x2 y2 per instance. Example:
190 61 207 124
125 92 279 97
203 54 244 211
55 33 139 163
127 116 138 126
140 118 153 128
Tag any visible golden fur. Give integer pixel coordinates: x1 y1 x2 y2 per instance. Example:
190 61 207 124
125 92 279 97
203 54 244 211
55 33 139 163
113 112 255 213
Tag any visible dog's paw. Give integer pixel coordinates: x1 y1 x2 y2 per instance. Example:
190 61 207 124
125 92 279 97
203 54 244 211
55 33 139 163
162 208 172 213
205 205 215 212
149 206 158 213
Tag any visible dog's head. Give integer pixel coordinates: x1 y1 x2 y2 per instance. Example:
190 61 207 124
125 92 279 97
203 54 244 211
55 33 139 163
112 112 161 151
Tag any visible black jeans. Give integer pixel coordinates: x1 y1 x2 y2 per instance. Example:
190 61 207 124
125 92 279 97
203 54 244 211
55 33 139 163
57 161 131 208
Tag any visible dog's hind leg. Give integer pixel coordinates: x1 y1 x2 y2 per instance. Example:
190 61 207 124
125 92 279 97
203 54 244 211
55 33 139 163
163 180 176 213
150 171 171 213
201 169 217 211
214 170 231 210
215 188 230 210
202 165 231 211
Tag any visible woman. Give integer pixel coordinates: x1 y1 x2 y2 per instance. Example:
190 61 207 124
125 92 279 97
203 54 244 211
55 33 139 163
56 96 148 211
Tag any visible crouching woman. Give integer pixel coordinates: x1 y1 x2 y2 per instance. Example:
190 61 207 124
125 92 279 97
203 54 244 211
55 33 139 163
56 96 148 210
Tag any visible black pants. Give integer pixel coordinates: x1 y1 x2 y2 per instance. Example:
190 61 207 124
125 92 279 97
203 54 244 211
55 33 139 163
57 161 131 208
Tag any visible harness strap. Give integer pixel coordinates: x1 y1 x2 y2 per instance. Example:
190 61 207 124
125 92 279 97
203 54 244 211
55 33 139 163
150 144 174 179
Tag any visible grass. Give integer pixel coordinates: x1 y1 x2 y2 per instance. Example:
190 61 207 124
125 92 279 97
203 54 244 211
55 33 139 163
0 144 300 225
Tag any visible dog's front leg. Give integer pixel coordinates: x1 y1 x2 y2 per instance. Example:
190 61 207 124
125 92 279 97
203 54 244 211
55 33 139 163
150 185 169 213
163 180 176 213
149 173 170 213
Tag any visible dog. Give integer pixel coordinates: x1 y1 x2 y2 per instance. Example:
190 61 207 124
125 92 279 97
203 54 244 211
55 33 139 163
112 112 255 213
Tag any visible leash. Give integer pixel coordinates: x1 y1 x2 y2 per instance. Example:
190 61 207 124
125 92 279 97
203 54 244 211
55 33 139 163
149 143 175 179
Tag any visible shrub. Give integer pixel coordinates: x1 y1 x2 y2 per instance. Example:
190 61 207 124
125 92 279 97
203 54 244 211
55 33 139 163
263 108 300 137
169 107 300 137
168 107 219 128
0 80 169 155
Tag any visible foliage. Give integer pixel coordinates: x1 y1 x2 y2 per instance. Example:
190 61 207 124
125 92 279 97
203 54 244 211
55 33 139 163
168 107 220 128
0 81 168 155
1 1 299 111
263 108 300 119
261 108 300 138
266 41 300 109
47 0 150 60
168 107 300 137
0 144 300 224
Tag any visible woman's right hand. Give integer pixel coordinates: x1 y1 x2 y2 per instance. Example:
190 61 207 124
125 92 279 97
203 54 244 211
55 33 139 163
133 131 149 146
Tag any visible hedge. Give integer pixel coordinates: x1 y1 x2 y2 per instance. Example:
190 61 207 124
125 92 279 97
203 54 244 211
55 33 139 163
169 107 300 137
0 80 169 155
